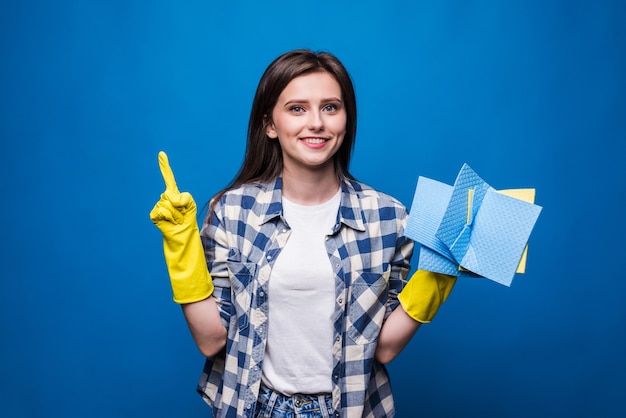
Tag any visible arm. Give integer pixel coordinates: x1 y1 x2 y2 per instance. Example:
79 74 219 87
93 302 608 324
374 223 416 365
375 304 421 364
182 204 235 358
375 269 457 364
181 297 227 358
374 204 457 364
149 151 227 357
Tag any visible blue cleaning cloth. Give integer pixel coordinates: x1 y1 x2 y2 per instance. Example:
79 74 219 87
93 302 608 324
405 164 542 286
405 176 455 262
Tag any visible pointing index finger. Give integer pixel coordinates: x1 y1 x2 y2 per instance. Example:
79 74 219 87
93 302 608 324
158 151 180 194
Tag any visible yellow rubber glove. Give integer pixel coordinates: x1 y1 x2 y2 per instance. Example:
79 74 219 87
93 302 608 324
398 270 457 323
149 151 214 304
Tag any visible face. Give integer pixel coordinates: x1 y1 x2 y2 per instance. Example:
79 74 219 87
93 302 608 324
266 71 346 176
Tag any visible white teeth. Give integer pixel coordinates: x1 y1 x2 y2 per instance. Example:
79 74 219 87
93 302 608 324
303 138 326 144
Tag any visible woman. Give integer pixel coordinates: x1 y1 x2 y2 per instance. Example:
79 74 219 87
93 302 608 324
150 49 455 418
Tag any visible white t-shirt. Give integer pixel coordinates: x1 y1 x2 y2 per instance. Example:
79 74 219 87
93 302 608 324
261 189 341 395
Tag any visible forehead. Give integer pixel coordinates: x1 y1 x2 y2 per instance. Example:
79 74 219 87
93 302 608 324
278 71 342 100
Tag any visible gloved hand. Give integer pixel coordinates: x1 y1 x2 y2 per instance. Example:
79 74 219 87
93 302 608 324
398 270 457 323
149 151 214 304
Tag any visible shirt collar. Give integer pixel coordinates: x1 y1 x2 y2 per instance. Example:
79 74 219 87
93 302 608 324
257 176 366 232
337 179 366 232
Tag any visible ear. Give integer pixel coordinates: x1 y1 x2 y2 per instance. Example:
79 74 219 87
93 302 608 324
264 115 278 139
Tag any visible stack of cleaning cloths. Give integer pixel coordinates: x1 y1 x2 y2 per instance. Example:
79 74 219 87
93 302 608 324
405 164 543 287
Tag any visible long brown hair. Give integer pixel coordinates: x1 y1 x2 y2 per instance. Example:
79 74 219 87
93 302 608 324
209 49 357 213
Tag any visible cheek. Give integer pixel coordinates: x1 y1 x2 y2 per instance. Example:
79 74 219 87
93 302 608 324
333 115 348 135
274 115 301 135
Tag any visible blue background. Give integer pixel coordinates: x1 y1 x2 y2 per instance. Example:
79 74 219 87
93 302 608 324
2 1 625 417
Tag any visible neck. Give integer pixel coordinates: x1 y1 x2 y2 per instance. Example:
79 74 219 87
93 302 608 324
281 165 341 205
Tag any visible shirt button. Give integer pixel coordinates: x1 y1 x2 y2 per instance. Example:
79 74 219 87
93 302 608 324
338 297 343 304
259 291 265 297
267 255 272 261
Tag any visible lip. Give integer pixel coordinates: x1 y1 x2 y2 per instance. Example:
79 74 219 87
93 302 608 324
300 137 330 148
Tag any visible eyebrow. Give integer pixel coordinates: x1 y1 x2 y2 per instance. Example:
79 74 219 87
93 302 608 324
283 97 343 106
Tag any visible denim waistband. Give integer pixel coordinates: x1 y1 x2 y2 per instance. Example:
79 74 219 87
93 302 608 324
255 384 336 418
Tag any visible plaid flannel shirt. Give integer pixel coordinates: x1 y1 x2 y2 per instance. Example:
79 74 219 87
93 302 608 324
197 176 414 418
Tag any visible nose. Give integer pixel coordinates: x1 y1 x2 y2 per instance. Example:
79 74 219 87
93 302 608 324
307 109 324 131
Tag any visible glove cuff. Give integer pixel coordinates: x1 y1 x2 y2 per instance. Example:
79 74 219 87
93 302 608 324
163 224 215 304
398 270 457 323
172 270 214 304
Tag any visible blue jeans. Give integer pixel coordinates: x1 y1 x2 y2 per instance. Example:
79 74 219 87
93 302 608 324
255 384 336 418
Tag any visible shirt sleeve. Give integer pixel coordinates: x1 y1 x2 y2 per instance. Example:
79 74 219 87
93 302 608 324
385 206 414 317
201 199 233 330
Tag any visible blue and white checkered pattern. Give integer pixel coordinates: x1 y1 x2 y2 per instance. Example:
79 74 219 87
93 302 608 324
197 176 414 418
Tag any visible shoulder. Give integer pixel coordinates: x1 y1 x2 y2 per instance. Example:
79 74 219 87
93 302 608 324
219 182 267 207
211 179 281 220
345 178 407 213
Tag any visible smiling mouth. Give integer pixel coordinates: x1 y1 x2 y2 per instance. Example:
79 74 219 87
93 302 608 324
302 137 328 144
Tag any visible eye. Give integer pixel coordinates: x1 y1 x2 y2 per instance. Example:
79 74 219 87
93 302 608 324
289 105 305 113
323 103 340 112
